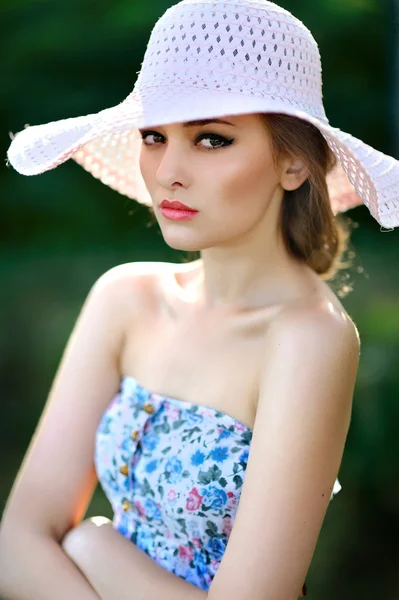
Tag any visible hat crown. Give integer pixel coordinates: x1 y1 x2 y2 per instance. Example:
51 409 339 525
135 0 327 123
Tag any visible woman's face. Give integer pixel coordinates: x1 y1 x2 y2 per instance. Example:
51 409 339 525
138 113 301 252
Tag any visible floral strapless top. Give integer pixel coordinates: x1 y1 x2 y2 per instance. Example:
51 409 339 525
94 375 342 594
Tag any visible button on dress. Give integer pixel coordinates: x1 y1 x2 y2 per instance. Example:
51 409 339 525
94 375 342 594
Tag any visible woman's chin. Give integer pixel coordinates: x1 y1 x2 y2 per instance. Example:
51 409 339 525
161 235 204 252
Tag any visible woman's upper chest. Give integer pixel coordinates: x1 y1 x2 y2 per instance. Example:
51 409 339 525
119 261 346 431
119 266 282 431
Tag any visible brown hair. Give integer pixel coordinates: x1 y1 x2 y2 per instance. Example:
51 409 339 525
260 112 355 297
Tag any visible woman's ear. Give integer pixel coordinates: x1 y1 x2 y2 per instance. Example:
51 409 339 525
280 157 309 191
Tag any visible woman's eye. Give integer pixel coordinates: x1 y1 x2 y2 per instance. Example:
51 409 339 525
197 134 234 150
140 132 164 146
139 131 234 151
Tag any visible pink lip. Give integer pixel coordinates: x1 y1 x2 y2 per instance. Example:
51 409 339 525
160 199 197 211
160 207 199 221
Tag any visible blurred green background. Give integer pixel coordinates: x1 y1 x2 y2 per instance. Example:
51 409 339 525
1 0 399 598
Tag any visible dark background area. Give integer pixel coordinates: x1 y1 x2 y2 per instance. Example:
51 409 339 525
1 0 399 598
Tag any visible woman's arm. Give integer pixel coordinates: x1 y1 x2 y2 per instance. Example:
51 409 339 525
62 518 207 600
206 306 359 600
0 266 141 599
0 523 100 600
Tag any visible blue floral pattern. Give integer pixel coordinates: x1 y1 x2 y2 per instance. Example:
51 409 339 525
94 375 342 592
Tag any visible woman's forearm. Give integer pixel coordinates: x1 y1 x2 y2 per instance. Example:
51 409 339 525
0 525 100 600
63 518 207 600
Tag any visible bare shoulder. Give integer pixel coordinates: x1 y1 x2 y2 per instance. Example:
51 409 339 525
268 293 360 355
96 260 164 289
95 260 166 311
260 295 361 402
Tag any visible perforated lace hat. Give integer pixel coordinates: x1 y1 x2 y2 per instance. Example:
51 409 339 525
6 0 399 229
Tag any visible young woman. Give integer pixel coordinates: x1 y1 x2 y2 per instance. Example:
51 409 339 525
2 0 398 599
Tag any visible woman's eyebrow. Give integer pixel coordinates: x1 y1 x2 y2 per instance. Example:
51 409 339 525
183 118 235 127
138 118 235 133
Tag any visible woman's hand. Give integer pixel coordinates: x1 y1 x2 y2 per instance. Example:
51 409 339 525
61 516 207 600
61 516 136 599
61 517 114 569
61 516 155 600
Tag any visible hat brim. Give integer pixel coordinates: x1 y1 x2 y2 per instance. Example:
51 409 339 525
7 86 399 228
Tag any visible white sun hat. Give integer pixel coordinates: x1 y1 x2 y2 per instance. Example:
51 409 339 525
6 0 399 230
